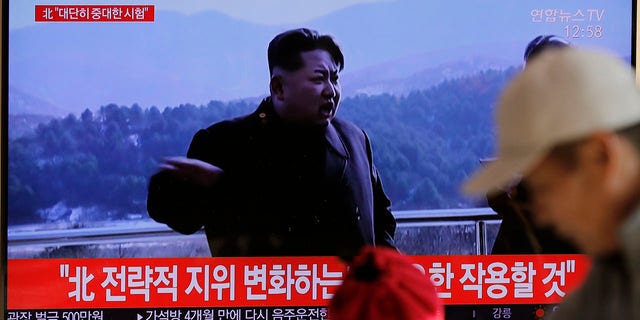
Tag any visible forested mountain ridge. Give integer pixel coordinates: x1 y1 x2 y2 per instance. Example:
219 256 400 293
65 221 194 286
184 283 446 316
8 68 515 226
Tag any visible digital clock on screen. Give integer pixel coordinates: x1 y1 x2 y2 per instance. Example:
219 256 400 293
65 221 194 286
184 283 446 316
564 25 603 38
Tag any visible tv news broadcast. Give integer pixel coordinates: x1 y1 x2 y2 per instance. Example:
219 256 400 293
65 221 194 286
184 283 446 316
4 0 636 319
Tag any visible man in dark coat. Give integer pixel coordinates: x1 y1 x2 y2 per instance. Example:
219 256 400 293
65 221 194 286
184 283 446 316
147 28 396 259
489 34 578 254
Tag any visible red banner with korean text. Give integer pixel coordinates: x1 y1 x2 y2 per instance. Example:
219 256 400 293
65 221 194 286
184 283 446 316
35 5 155 22
7 255 590 309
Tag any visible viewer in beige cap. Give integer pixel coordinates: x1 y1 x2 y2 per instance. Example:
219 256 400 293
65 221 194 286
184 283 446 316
463 48 640 319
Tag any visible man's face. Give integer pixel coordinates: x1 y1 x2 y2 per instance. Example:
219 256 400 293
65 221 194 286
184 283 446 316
272 49 341 127
521 145 611 255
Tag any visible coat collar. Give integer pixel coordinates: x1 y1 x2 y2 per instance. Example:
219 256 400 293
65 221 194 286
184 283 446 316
254 97 349 159
324 121 349 159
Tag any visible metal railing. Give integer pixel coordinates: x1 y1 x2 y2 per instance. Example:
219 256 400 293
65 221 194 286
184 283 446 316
8 208 501 255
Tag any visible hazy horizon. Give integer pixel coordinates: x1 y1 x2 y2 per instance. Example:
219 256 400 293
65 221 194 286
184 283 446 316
9 0 632 116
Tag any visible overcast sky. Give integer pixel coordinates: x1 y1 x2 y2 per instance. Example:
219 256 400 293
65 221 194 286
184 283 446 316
10 0 391 29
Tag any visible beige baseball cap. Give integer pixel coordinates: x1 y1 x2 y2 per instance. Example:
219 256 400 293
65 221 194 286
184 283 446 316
463 48 640 195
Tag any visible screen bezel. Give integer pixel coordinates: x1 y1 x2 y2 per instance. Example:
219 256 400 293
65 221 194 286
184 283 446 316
1 1 638 317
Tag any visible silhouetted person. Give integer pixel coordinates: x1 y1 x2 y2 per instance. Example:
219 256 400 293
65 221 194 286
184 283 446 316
523 34 570 65
489 35 578 254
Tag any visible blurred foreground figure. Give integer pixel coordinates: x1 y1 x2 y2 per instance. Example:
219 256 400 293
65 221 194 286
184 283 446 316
329 246 443 320
464 48 640 319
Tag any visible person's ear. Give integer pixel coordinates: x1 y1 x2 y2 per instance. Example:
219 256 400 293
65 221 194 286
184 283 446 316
584 132 611 164
587 132 625 193
270 75 285 102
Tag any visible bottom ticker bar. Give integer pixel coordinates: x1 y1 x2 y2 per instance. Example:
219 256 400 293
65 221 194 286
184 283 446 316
7 305 563 320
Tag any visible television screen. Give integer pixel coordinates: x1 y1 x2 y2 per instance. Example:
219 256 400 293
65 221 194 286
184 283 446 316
4 0 636 319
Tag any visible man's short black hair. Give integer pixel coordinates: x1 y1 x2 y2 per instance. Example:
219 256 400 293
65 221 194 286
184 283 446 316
268 28 344 75
523 35 570 62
